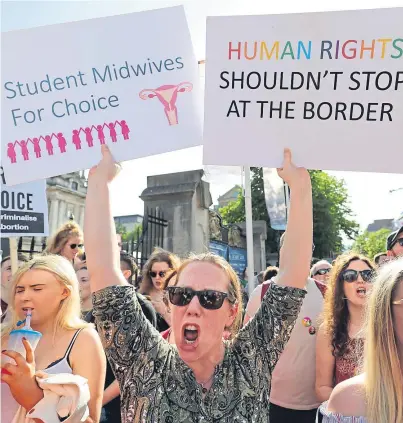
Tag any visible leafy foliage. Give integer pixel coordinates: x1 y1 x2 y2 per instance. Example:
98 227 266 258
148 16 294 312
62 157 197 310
219 168 359 260
352 228 391 259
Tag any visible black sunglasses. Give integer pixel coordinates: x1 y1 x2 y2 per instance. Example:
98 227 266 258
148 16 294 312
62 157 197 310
395 238 403 247
70 243 83 250
341 269 373 283
150 271 167 278
167 286 233 310
314 268 331 276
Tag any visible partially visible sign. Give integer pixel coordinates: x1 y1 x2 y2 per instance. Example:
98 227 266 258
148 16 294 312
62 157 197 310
1 166 49 237
228 246 247 277
209 240 229 259
2 6 202 185
203 8 403 173
263 168 287 231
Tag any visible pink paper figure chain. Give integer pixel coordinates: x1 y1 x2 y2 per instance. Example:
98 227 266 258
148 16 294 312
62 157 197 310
71 120 131 149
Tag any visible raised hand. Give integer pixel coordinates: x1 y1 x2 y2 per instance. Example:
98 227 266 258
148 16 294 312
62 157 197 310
277 148 310 188
88 144 121 184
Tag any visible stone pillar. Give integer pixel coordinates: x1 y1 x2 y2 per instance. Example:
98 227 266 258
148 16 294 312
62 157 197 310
58 201 66 228
49 199 60 235
140 170 212 257
79 206 85 228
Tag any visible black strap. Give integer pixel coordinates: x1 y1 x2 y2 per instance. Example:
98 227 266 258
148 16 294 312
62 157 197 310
65 328 83 366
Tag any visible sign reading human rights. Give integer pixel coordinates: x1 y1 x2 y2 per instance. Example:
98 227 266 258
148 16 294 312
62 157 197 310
2 6 202 186
203 8 403 173
1 166 49 237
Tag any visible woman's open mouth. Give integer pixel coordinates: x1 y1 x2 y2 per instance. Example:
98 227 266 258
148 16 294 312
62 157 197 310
184 324 199 344
356 287 367 298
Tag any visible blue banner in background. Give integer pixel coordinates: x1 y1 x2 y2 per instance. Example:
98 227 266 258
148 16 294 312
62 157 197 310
209 241 228 259
228 246 247 278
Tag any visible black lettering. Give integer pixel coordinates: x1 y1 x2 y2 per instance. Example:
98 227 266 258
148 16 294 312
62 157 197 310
246 72 261 89
303 102 315 119
362 71 376 90
227 100 240 117
349 71 360 90
375 71 392 91
219 71 230 89
269 101 283 118
26 193 33 210
285 102 295 119
317 102 332 120
350 103 364 120
257 101 268 118
366 103 378 121
290 72 304 89
239 100 250 117
396 71 403 90
380 103 393 121
335 102 347 120
232 72 244 89
329 71 343 90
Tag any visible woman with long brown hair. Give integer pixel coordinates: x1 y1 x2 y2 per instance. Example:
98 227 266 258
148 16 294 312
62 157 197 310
319 257 403 422
45 221 84 264
139 248 180 331
315 252 375 402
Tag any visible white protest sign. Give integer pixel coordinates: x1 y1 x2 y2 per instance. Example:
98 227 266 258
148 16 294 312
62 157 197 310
1 167 49 237
203 8 403 173
2 6 202 186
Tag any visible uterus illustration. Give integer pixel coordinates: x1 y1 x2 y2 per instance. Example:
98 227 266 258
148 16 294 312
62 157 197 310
139 82 193 125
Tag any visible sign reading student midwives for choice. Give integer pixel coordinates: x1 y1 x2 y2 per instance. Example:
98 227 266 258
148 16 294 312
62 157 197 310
1 166 49 237
203 8 403 174
2 6 202 186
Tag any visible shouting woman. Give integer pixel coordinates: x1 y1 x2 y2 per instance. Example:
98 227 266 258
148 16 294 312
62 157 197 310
85 146 312 422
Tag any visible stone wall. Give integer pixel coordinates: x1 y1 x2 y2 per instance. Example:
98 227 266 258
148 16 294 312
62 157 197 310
140 170 212 257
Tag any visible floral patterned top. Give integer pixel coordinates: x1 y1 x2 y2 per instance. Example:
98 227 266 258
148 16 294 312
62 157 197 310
93 283 306 422
335 338 364 385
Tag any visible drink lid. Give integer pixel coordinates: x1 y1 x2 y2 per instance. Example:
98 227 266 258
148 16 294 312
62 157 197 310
10 328 42 337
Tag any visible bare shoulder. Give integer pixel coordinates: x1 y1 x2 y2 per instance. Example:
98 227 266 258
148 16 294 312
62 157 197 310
70 327 103 360
74 327 102 347
327 374 366 416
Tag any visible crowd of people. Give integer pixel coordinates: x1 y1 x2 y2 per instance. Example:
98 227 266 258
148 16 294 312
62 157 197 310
1 146 402 422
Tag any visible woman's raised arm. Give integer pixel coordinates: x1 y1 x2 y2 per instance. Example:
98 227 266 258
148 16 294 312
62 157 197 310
276 148 313 289
84 145 127 291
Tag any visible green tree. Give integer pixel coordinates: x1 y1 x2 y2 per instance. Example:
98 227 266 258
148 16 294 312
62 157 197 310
352 228 391 259
219 168 359 259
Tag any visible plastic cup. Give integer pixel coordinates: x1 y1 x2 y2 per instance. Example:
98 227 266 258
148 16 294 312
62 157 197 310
8 328 42 357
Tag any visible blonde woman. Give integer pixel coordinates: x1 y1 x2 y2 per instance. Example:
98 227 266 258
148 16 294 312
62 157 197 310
45 221 84 264
1 255 106 423
319 258 403 422
85 146 312 421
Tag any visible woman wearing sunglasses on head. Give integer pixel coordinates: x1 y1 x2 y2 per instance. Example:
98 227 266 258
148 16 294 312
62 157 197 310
139 248 180 331
45 221 84 264
310 260 332 284
85 146 312 422
318 257 403 423
315 253 375 403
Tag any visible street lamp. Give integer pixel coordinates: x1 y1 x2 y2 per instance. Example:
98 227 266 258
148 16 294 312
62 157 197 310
390 187 403 193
